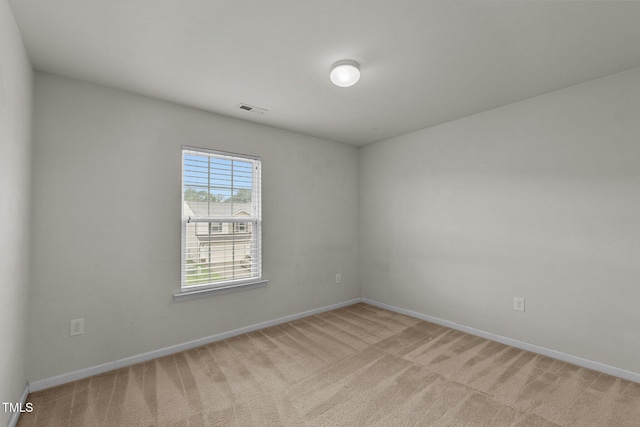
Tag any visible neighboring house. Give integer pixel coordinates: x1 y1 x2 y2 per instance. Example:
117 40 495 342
183 201 254 283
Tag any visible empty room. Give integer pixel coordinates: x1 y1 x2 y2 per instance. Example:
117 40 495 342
2 1 640 426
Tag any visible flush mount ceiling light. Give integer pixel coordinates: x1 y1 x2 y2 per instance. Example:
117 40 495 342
330 60 360 88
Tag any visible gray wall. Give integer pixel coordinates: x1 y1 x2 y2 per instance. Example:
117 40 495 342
28 73 359 382
360 67 640 373
0 0 33 422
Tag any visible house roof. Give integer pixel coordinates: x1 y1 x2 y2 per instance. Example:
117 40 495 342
184 201 253 219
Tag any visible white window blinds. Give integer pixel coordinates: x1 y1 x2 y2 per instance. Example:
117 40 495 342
181 146 262 290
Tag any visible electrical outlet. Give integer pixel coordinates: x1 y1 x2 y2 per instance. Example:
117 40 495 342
513 297 525 312
70 318 84 336
335 273 341 284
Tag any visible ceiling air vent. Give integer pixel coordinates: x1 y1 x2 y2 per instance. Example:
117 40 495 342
237 103 268 115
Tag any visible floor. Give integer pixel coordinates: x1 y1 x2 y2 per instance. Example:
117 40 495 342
17 303 640 426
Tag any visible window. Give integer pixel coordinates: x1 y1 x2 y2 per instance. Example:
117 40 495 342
179 146 264 297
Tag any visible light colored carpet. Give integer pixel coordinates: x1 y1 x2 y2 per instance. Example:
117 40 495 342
17 303 640 426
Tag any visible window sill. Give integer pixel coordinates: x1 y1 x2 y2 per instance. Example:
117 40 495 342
173 279 268 302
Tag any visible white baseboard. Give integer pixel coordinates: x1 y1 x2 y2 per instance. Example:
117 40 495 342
362 298 640 384
7 383 30 427
28 296 639 394
28 298 362 392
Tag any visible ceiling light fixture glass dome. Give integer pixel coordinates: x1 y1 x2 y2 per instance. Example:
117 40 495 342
330 60 360 88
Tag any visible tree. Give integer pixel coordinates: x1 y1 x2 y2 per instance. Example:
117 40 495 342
225 189 252 203
183 188 224 202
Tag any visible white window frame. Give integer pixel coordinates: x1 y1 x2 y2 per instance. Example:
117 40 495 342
234 222 248 233
174 146 267 301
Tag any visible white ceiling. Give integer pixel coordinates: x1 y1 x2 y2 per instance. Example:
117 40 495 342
9 0 640 146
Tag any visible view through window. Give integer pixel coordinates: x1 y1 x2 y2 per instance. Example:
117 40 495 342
181 146 262 290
